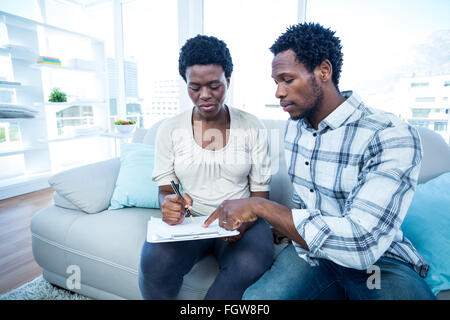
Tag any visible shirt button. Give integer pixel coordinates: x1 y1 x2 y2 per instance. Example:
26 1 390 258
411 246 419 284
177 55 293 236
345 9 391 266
309 189 314 193
305 161 309 165
313 132 317 137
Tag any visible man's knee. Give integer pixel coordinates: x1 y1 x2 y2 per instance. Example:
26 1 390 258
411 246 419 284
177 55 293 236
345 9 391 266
354 258 436 300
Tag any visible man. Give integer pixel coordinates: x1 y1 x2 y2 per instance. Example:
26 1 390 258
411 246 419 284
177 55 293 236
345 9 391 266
203 23 435 299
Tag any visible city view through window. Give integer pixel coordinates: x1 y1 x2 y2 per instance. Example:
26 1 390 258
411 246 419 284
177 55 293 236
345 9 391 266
307 0 450 143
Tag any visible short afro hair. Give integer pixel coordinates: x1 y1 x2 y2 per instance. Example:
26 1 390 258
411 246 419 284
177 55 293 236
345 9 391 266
178 35 233 82
270 23 343 89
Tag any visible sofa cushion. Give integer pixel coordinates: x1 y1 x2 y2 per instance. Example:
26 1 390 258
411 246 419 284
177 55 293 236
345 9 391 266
53 191 80 210
109 143 160 210
402 172 450 295
48 158 120 214
263 120 293 208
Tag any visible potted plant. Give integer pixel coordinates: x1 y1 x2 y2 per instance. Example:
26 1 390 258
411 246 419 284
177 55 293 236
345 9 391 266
48 88 67 103
114 119 136 134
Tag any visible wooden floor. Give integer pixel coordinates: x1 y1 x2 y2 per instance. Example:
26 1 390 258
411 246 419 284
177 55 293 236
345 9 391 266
0 188 53 294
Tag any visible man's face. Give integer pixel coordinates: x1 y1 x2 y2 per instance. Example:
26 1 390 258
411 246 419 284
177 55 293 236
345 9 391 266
271 49 323 120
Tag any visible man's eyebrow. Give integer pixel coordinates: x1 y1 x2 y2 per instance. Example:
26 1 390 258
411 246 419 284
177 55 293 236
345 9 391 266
272 72 290 79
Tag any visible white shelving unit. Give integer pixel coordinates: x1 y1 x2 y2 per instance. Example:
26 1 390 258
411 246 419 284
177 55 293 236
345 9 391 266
0 11 111 199
29 63 105 74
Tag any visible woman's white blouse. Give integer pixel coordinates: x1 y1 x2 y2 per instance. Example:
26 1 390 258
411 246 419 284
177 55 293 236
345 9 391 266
152 106 272 216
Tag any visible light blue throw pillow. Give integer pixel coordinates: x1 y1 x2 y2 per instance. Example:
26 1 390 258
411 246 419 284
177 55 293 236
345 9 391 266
109 143 160 210
402 172 450 295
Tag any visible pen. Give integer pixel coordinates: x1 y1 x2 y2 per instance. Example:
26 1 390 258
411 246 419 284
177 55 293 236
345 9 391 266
170 180 194 222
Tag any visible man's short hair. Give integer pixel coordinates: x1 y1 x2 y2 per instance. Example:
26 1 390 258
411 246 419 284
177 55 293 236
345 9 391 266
178 35 233 82
270 22 343 89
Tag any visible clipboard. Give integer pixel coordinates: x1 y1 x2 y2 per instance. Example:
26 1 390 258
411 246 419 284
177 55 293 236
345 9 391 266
147 215 239 243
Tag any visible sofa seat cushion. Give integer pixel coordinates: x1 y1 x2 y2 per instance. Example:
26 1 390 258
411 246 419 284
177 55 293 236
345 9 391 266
31 205 221 299
31 206 86 276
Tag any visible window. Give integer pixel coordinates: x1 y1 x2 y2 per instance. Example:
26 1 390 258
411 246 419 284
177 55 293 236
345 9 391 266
56 106 94 137
416 97 436 103
306 0 450 143
204 0 299 120
121 0 179 128
0 122 20 144
411 82 429 88
408 120 430 127
411 108 431 118
434 122 448 132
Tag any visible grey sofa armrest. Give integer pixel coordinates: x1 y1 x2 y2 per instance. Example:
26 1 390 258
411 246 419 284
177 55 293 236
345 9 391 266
48 158 121 214
416 126 450 184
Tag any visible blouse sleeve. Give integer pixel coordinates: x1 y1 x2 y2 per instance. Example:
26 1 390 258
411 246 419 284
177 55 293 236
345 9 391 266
248 119 272 192
151 120 179 186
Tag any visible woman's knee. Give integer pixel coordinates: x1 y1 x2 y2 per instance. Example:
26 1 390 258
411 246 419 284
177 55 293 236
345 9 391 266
233 250 273 279
221 240 273 283
139 242 180 277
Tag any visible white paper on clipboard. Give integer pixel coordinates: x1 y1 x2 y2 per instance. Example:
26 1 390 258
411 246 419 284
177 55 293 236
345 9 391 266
146 215 239 243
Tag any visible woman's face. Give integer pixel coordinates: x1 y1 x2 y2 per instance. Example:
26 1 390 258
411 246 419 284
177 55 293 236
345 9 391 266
185 64 230 120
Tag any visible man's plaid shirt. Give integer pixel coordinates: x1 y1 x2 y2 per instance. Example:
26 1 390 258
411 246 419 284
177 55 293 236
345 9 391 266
285 91 429 277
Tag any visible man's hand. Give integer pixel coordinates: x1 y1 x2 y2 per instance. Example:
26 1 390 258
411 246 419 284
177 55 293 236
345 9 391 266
221 221 254 243
204 196 310 251
272 228 291 244
161 193 193 225
203 199 258 230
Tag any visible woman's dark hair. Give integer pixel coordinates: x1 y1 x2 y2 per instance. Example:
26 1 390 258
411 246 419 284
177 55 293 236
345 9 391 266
270 22 343 89
178 35 233 82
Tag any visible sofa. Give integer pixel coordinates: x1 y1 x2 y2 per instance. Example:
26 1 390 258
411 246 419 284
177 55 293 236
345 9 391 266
30 119 450 300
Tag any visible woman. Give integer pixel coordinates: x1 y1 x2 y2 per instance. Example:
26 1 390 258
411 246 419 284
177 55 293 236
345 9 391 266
138 35 273 300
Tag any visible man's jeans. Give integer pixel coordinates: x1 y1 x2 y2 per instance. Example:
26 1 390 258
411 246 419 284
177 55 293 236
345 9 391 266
243 244 436 300
139 218 273 300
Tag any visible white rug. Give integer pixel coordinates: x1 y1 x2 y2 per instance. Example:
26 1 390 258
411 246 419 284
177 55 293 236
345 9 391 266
0 275 91 300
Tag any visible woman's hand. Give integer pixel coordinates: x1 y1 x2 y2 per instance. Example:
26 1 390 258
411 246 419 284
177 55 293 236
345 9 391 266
161 193 193 225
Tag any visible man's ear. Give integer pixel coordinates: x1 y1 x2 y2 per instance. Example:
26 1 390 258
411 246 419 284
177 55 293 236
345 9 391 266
226 77 231 88
315 59 333 83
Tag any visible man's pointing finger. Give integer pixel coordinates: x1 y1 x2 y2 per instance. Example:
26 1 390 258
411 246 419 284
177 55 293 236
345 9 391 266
202 209 219 228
